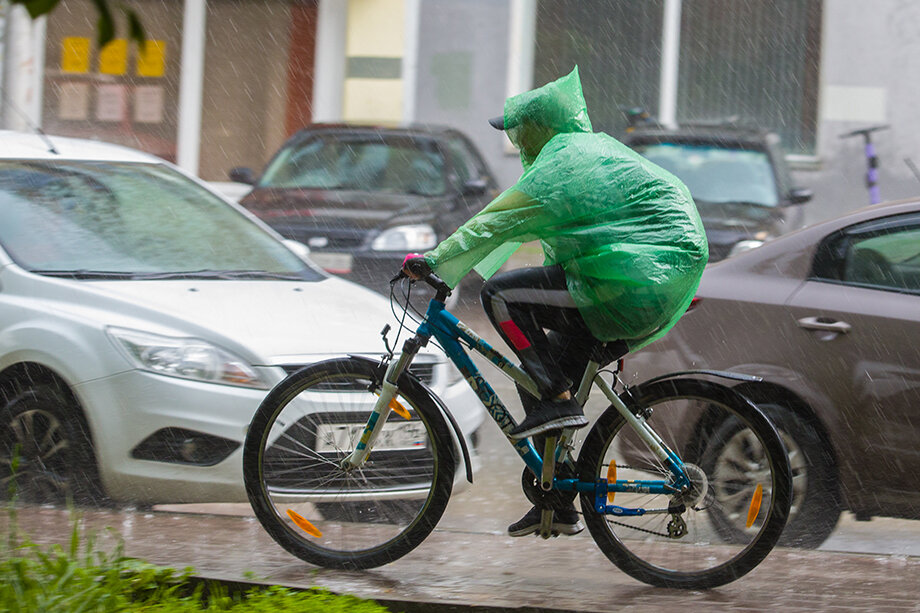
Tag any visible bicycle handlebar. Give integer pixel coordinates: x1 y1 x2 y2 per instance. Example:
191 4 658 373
391 269 452 303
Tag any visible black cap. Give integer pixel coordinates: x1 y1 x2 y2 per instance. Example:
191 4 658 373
488 116 505 130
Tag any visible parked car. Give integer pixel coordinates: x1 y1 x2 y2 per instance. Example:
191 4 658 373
229 124 500 302
623 198 920 547
621 124 813 261
0 131 484 506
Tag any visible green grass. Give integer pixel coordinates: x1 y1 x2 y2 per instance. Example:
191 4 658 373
0 503 391 613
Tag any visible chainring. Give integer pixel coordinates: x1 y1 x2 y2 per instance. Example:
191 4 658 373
521 465 578 511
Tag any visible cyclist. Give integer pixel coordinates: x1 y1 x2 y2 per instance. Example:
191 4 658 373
403 67 708 536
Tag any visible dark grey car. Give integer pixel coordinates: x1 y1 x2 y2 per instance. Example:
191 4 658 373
624 199 920 548
622 126 813 261
230 124 499 302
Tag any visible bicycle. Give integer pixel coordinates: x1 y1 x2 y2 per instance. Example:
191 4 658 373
243 271 792 589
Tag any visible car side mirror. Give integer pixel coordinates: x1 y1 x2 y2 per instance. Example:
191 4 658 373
283 239 310 260
461 178 488 196
229 166 257 185
788 187 813 205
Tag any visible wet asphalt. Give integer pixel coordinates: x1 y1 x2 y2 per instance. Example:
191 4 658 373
5 504 920 612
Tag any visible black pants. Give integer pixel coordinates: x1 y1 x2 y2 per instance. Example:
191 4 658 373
480 265 627 412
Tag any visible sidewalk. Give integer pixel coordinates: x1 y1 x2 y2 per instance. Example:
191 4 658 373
7 505 919 612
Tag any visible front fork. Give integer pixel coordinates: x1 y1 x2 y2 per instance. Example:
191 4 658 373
340 338 420 470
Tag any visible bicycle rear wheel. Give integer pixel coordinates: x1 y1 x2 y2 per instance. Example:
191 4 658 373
243 357 455 569
577 378 792 589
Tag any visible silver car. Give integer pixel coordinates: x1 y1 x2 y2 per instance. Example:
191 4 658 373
625 198 920 548
0 132 484 506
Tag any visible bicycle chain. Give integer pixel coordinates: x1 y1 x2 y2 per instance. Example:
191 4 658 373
606 518 671 538
601 463 686 539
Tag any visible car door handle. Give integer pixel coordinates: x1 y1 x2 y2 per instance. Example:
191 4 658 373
797 317 852 333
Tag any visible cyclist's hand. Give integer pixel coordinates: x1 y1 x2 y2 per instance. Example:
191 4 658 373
401 253 432 280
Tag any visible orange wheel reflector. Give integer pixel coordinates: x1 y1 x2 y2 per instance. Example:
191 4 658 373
746 484 764 528
287 509 322 538
388 398 411 420
606 461 617 504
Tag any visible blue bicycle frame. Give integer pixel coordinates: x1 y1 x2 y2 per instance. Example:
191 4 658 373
343 289 691 518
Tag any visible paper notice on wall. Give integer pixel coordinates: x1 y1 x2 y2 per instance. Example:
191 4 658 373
134 85 165 123
99 39 128 75
61 37 91 74
58 81 90 120
137 40 166 77
96 83 127 122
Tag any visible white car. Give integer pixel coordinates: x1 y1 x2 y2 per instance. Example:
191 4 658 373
0 132 484 505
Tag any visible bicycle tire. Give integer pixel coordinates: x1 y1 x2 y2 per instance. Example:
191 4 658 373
577 378 792 589
243 357 455 570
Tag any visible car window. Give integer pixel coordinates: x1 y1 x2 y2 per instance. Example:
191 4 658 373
444 135 489 187
813 213 920 294
0 161 321 280
259 134 446 196
633 143 779 206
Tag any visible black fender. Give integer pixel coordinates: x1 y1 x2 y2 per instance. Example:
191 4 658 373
639 369 762 386
348 354 473 484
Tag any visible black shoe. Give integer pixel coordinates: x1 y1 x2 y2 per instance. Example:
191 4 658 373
507 505 584 537
509 397 588 440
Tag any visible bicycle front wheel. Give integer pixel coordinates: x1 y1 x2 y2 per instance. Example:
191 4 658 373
243 357 455 570
577 378 792 589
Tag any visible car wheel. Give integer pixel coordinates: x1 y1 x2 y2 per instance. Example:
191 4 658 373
0 382 105 505
700 403 840 549
757 404 841 548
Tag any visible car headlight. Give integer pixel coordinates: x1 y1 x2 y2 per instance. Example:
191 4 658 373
728 239 766 258
107 327 269 389
371 224 437 251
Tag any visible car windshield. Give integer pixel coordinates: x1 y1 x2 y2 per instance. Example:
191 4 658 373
0 160 322 281
634 143 779 207
258 133 447 196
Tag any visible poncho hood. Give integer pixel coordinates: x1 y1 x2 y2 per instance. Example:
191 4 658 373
504 67 593 169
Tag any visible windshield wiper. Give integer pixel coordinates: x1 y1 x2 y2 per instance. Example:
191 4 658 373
31 269 305 281
31 270 138 280
129 270 304 281
693 198 775 209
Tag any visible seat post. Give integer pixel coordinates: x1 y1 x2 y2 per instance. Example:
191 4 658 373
575 359 600 407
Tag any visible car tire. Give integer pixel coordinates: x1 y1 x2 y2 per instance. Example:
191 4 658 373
700 402 840 549
758 404 842 549
0 382 105 505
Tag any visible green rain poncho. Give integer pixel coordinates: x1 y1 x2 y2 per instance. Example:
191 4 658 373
425 67 708 350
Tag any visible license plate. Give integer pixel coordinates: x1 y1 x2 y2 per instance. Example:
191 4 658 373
309 252 353 273
315 421 428 453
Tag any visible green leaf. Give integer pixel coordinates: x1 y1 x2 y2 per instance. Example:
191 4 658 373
125 8 147 46
89 0 115 47
13 0 62 19
96 13 115 47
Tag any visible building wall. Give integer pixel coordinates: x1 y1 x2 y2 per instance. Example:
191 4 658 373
342 0 405 123
801 0 920 226
413 0 520 189
41 0 183 161
413 0 920 226
199 0 295 180
38 0 306 182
